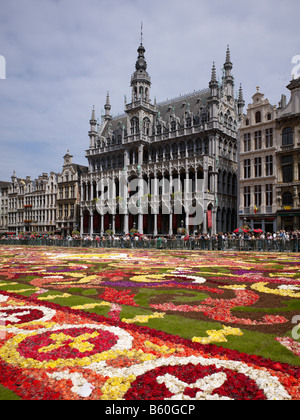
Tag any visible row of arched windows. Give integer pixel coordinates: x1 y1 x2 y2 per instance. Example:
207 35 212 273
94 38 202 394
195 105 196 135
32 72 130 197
90 138 209 172
129 112 210 138
90 154 125 172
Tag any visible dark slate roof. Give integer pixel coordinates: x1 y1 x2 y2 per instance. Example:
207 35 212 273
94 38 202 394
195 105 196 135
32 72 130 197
156 88 210 125
100 88 210 139
0 181 11 187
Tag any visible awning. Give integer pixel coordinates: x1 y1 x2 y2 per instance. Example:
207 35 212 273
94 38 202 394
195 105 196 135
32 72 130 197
278 213 300 217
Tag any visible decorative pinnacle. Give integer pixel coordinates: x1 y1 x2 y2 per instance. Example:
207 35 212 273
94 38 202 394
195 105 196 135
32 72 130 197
211 62 217 82
141 21 143 45
226 45 231 63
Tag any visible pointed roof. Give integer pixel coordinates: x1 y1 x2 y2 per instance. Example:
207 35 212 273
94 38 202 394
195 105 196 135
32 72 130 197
105 92 111 108
225 45 231 63
90 106 97 123
211 62 217 82
238 84 245 104
224 45 233 70
131 38 151 87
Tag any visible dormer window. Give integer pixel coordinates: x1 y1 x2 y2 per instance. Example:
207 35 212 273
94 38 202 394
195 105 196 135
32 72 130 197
255 111 261 124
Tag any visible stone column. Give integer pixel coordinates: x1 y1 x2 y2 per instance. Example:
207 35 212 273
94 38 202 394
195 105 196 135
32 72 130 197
101 214 104 235
90 212 94 236
124 213 129 235
80 212 83 237
185 171 189 231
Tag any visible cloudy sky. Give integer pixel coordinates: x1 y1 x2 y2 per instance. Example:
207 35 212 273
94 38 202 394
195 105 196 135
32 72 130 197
0 0 299 181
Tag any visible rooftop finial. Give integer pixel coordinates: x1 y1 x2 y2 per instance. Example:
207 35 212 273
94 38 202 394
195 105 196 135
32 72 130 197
211 62 217 82
141 21 143 44
226 45 231 63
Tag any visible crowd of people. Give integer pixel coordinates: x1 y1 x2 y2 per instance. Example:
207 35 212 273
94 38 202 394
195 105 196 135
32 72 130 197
1 229 300 252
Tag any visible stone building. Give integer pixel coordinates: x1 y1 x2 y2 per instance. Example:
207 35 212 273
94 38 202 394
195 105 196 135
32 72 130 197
80 40 244 236
0 181 11 235
238 76 300 233
7 171 58 235
275 77 300 230
238 87 278 232
56 151 88 236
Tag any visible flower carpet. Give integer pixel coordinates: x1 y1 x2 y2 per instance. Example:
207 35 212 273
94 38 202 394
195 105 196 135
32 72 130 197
0 245 300 400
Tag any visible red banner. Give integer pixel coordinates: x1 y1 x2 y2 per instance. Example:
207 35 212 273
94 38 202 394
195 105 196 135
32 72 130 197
207 210 212 229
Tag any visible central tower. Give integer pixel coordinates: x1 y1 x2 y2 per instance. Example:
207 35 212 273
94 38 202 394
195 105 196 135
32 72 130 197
125 34 156 143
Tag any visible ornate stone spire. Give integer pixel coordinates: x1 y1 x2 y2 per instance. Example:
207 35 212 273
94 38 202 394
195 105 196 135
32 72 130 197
104 92 112 121
238 84 245 116
135 41 147 72
211 62 217 83
130 27 151 103
224 45 234 99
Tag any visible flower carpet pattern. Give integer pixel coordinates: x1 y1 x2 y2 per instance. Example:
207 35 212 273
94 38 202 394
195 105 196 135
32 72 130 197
0 246 300 400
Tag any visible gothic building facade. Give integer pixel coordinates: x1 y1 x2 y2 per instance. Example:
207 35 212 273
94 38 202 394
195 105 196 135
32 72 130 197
80 41 244 236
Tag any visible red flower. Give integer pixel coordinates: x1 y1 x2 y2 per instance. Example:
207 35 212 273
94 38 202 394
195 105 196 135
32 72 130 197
99 288 139 307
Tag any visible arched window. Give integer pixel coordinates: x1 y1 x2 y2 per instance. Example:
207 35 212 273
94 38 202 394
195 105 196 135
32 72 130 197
187 140 194 157
118 154 123 168
156 124 162 135
282 191 293 207
165 145 170 160
179 141 186 158
131 117 139 135
255 111 261 123
170 120 176 132
151 148 157 163
158 147 163 162
171 143 178 159
143 117 150 135
282 127 294 146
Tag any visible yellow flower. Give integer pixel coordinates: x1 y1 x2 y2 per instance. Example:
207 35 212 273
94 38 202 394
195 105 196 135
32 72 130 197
72 302 111 310
122 312 165 324
101 376 136 400
38 293 71 301
220 284 247 290
192 325 243 345
251 282 300 298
